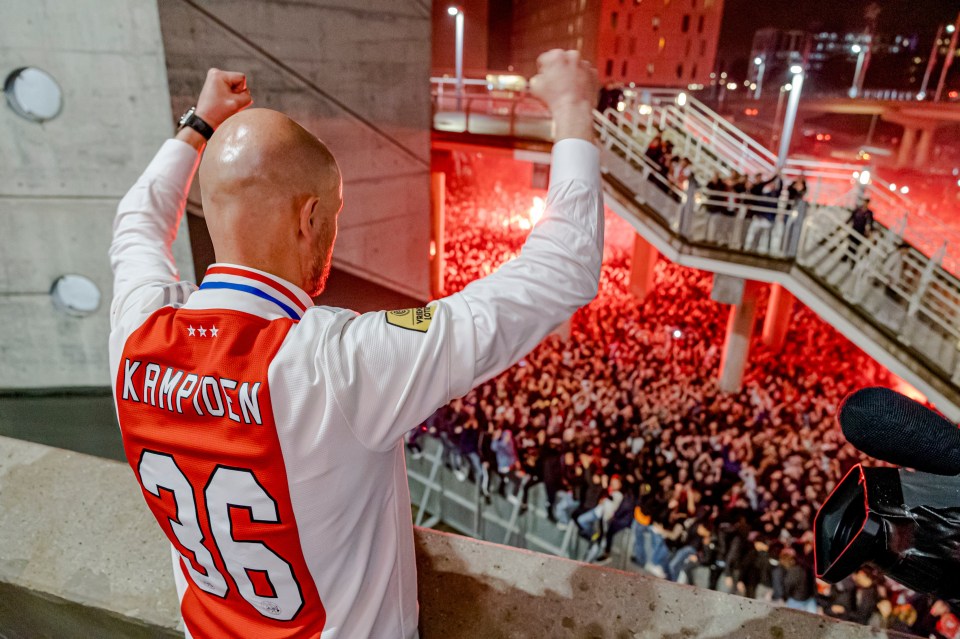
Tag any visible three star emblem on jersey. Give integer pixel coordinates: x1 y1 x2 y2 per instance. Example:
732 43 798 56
384 306 434 333
187 325 220 337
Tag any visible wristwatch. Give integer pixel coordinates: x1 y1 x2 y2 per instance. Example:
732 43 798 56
177 106 215 140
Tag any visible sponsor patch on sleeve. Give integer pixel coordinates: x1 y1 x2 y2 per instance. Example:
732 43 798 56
385 305 434 333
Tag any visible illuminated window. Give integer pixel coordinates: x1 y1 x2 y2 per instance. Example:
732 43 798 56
652 15 660 30
682 14 690 33
577 36 584 51
658 36 667 52
606 59 614 76
611 11 618 28
581 0 587 9
647 62 655 76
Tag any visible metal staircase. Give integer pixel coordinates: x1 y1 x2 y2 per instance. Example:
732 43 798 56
432 80 960 418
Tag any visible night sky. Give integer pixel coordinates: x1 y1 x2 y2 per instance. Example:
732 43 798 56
716 0 958 68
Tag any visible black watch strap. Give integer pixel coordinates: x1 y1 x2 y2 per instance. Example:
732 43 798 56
178 107 215 140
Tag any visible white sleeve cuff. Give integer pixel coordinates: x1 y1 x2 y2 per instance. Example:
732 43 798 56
142 138 202 188
550 138 600 189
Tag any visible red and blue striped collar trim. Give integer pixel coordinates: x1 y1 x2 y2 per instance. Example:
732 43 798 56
199 264 313 320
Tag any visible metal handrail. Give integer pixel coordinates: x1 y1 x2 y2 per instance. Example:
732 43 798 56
429 79 960 383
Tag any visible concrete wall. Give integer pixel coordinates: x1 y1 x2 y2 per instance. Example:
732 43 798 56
158 0 432 301
0 435 912 639
0 0 194 389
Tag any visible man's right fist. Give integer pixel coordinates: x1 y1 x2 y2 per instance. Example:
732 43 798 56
195 68 253 130
529 50 598 113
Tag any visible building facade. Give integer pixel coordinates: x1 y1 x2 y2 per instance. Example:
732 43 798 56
510 0 724 87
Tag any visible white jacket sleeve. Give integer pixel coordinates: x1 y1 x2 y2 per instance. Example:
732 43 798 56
329 139 603 452
109 139 200 335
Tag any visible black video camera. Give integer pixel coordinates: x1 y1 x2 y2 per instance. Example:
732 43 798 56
814 387 960 601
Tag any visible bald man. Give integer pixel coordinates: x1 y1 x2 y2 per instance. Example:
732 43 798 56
109 52 602 638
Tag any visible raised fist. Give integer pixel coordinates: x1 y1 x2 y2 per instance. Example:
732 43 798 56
529 50 598 113
195 68 253 129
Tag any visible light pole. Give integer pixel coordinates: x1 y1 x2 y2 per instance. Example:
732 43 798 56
448 6 465 110
753 56 766 100
849 44 867 98
918 24 945 100
935 15 960 102
777 65 805 169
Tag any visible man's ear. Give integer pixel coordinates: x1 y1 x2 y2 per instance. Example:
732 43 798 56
299 196 321 238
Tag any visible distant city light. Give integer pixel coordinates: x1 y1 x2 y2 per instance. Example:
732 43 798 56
749 83 757 90
672 329 683 339
447 6 459 15
616 101 626 112
851 44 862 53
948 24 957 34
638 104 653 115
790 64 803 75
889 183 898 191
720 72 728 79
754 56 763 66
783 83 793 92
676 92 688 107
726 82 737 90
900 186 910 195
859 170 871 186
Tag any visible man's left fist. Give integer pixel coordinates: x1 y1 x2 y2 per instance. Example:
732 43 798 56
195 68 253 129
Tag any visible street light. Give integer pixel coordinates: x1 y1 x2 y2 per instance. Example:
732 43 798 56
753 55 766 100
849 43 867 98
448 6 465 110
936 13 960 102
777 65 805 168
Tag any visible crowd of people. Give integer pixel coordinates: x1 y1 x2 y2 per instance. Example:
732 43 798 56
416 150 959 637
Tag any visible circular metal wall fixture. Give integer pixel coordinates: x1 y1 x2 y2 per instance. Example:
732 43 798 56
51 275 101 317
4 67 63 123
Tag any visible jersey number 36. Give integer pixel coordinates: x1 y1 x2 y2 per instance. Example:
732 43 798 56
138 450 304 621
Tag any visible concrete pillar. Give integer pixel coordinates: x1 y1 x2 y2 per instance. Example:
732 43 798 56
629 234 660 300
761 283 795 351
896 125 918 168
430 172 446 298
718 280 762 393
914 127 935 168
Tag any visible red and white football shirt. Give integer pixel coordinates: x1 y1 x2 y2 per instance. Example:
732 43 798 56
109 137 602 637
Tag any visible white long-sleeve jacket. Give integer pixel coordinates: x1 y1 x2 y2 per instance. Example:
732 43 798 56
108 135 602 638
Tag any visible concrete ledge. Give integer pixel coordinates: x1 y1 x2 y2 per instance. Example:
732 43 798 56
0 436 909 638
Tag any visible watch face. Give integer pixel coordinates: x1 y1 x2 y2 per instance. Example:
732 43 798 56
179 106 195 127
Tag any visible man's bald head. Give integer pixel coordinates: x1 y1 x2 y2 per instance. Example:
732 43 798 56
199 108 342 296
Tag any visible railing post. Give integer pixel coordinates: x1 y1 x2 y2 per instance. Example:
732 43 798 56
463 97 471 133
509 99 517 139
902 242 945 344
679 182 698 239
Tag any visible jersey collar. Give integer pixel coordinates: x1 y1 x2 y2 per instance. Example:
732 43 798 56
187 263 314 321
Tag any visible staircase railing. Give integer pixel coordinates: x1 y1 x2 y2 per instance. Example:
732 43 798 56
432 80 960 387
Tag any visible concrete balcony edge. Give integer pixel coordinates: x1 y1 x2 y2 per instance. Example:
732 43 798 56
0 435 910 638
